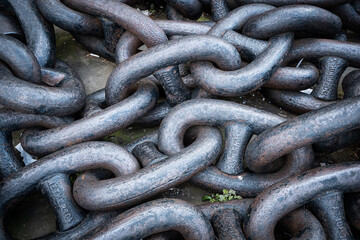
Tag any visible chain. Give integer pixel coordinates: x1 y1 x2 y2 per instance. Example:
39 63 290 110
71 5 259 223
0 0 360 239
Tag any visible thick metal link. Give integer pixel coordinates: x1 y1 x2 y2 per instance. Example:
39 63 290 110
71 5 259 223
36 0 103 36
245 97 360 173
107 35 240 105
1 1 360 239
72 126 222 210
244 162 360 240
21 80 158 156
234 0 349 7
0 35 41 84
242 5 342 39
63 0 191 106
7 0 56 67
84 199 215 240
0 60 86 116
192 33 293 96
0 141 140 239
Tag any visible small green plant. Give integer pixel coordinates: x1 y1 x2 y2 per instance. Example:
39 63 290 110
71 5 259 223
202 189 242 203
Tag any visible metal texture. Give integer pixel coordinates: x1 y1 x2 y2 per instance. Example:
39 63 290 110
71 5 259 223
21 80 158 156
7 0 56 67
242 5 342 39
215 122 252 175
345 193 360 231
244 162 360 240
191 146 313 196
36 0 103 36
261 89 334 114
212 209 245 240
131 135 312 196
0 109 68 180
343 70 360 99
73 34 115 62
157 99 314 195
84 199 215 240
245 97 360 173
63 0 190 106
37 211 120 240
2 1 360 239
333 3 360 33
211 0 229 21
0 141 140 239
277 209 326 240
311 33 347 101
284 38 360 67
263 64 319 90
165 0 203 20
0 60 86 116
192 33 293 96
0 10 23 37
0 34 41 84
0 131 23 181
72 127 222 211
309 190 353 240
38 173 86 232
234 0 349 7
107 35 241 105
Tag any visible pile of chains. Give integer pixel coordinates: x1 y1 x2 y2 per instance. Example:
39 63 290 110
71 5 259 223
1 0 360 239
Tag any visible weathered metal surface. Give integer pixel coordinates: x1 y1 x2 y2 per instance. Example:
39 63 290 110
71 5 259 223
72 127 222 210
1 1 360 239
0 35 41 84
285 38 360 67
262 89 334 114
107 35 240 105
215 122 252 175
345 193 360 231
63 0 190 106
191 146 313 196
73 34 115 61
242 5 342 39
155 99 314 195
21 80 158 156
244 162 360 240
0 109 69 180
211 0 229 21
0 10 23 37
311 33 347 101
193 33 293 96
277 209 326 240
343 70 360 99
84 199 215 240
263 64 318 90
37 0 103 36
234 0 348 7
309 190 353 240
0 131 23 180
165 0 203 20
212 209 245 239
39 173 86 232
0 142 140 238
0 60 86 116
245 97 360 173
333 3 360 33
7 0 56 67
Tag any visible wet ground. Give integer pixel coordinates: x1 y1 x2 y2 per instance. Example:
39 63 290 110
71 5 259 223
5 6 360 240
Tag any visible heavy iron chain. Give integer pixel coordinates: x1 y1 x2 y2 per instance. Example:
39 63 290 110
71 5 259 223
1 0 360 239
